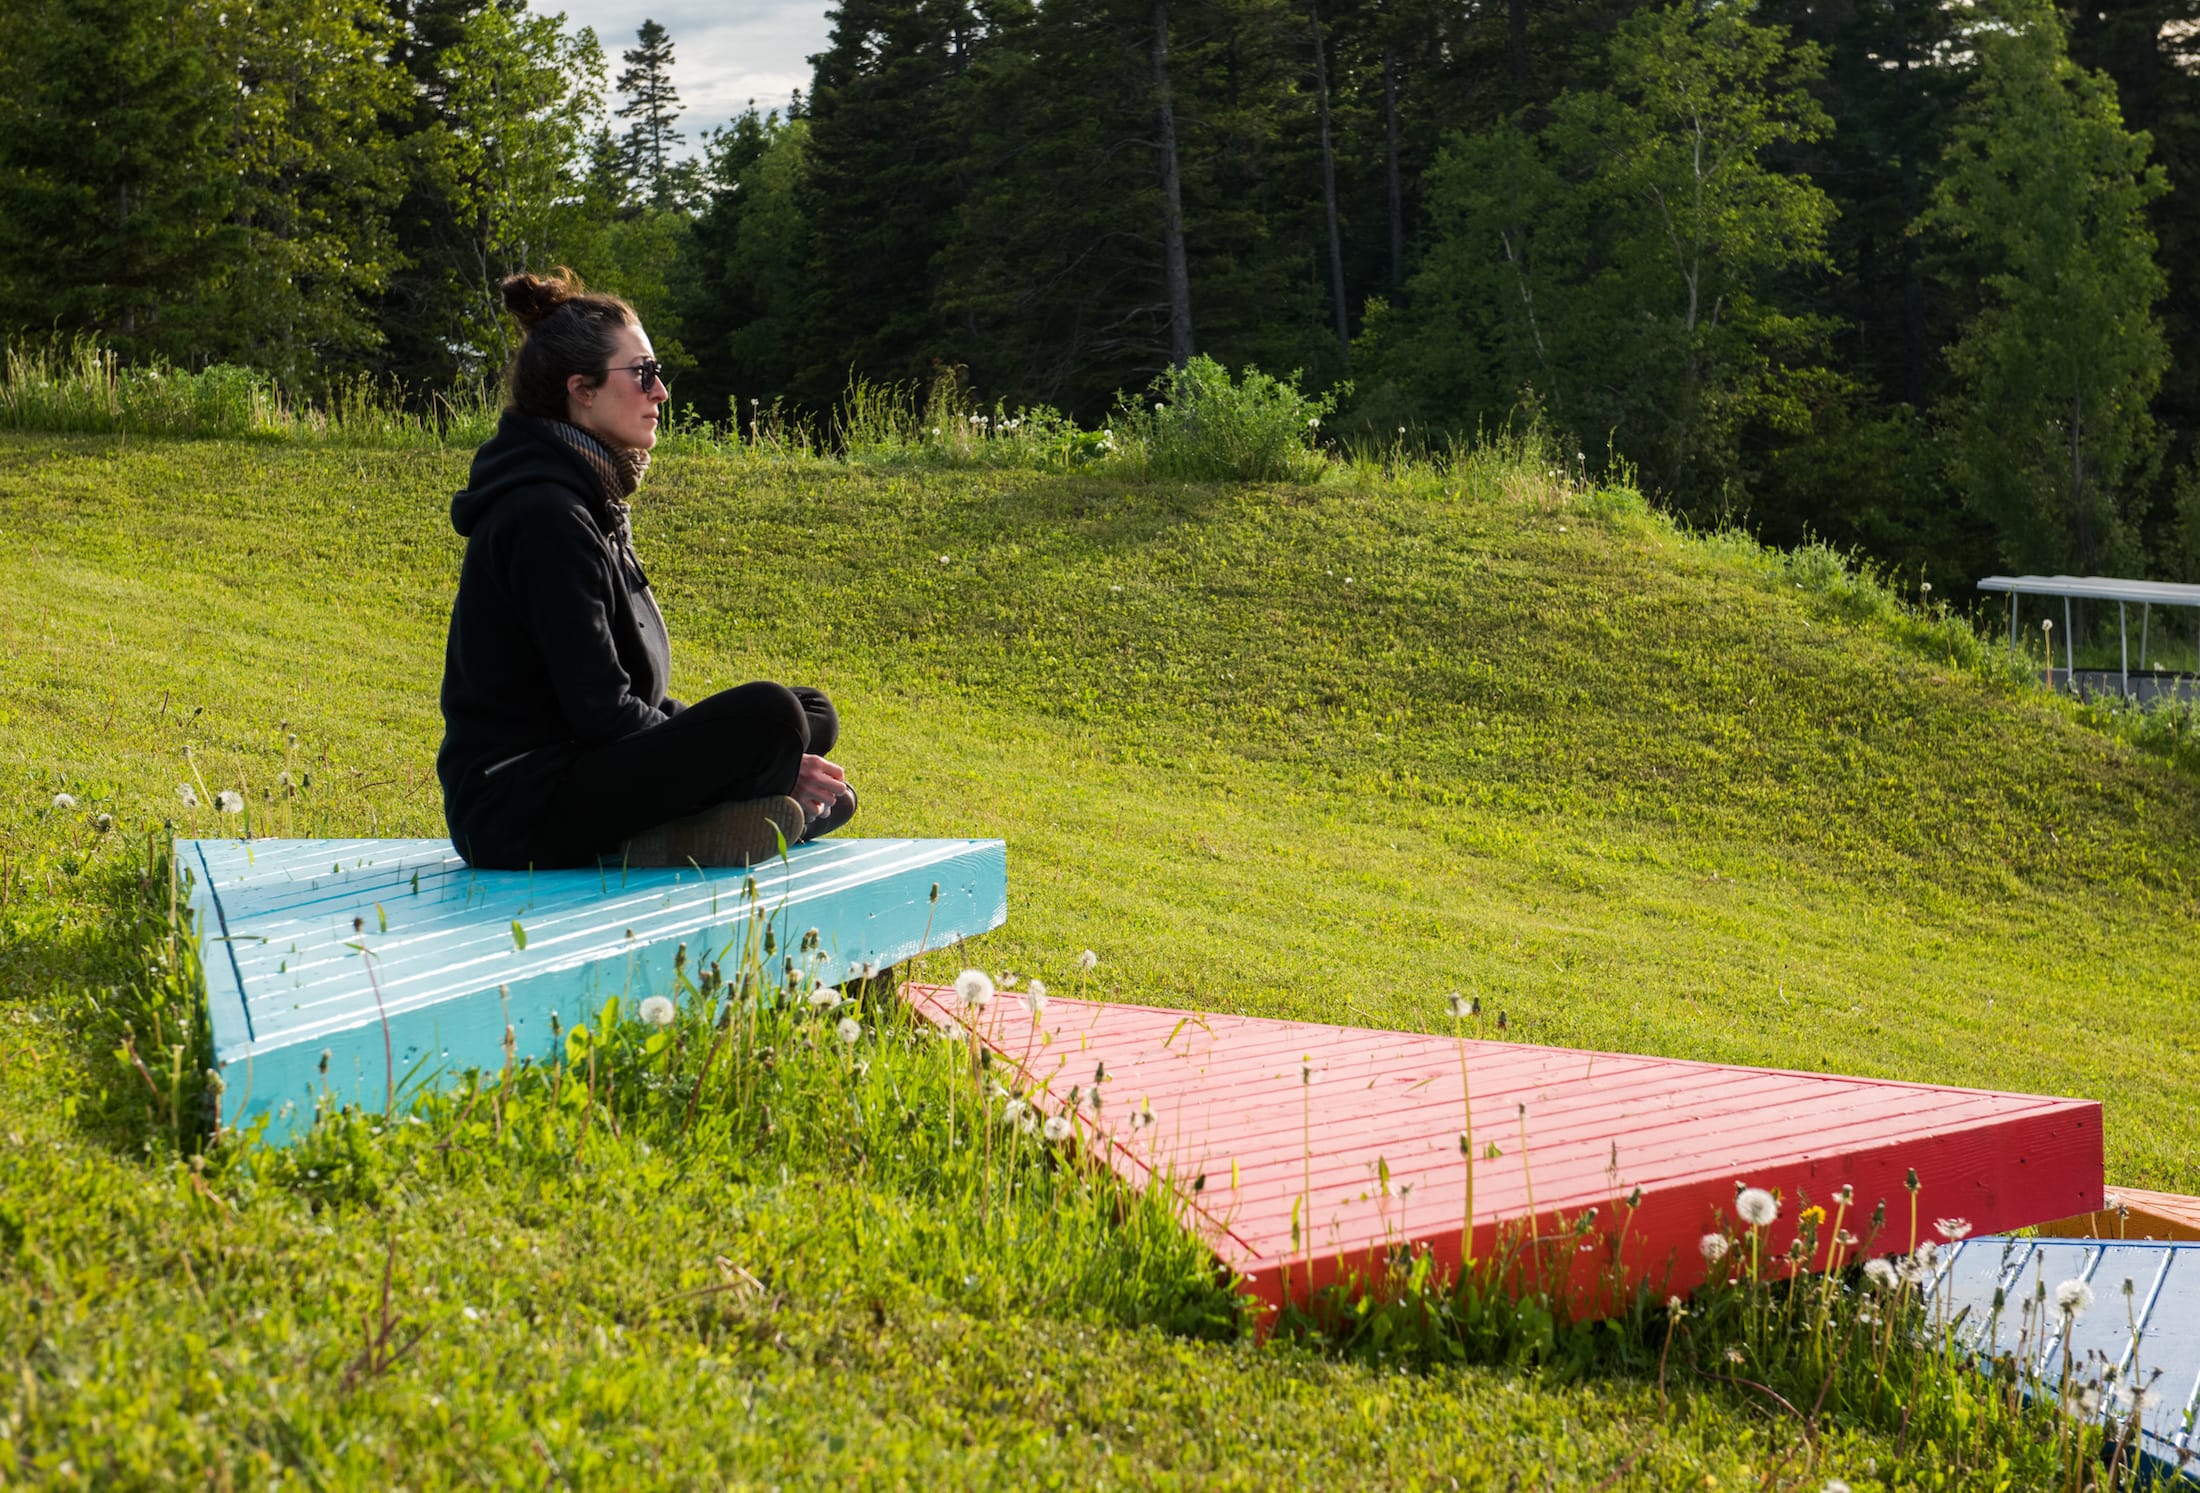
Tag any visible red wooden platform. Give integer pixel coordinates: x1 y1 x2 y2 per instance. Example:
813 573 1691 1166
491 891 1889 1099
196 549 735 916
901 987 2104 1316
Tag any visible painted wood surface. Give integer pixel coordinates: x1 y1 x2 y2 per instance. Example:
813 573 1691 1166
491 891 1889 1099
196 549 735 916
185 836 1007 1142
1930 1237 2200 1483
900 986 2104 1318
2041 1186 2200 1243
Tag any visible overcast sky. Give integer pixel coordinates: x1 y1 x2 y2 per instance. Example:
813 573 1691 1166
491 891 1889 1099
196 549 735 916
560 0 832 150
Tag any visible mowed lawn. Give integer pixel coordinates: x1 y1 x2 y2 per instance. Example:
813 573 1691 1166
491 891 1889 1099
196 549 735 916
1 431 2196 1486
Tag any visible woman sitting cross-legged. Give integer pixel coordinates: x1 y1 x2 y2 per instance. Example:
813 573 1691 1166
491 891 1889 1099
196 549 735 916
436 269 856 869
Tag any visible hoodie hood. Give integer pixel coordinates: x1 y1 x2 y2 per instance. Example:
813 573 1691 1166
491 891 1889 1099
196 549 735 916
451 411 604 538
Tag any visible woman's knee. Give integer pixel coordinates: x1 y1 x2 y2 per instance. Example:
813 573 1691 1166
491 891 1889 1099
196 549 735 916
711 680 811 752
791 686 839 757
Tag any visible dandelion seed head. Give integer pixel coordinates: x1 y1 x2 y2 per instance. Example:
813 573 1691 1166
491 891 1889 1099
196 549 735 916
1445 991 1471 1018
1003 1097 1030 1125
1699 1234 1729 1263
954 968 995 1010
836 1016 861 1045
94 812 112 832
1935 1217 1972 1242
1735 1187 1779 1228
1021 979 1048 1016
51 792 77 810
2054 1278 2095 1315
1864 1258 1899 1291
178 784 200 808
638 995 676 1027
214 789 243 814
1042 1115 1073 1143
806 984 842 1013
1077 949 1098 971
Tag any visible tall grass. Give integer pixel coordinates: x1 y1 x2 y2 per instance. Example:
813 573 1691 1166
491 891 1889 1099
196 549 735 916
0 339 496 447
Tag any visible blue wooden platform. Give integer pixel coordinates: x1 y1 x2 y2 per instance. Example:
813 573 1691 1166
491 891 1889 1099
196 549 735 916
1931 1236 2200 1481
181 836 1008 1142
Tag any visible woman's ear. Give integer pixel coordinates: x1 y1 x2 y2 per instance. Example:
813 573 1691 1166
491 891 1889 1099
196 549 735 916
567 371 594 408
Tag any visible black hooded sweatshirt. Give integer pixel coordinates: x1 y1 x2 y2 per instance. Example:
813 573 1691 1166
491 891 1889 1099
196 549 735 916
436 413 680 859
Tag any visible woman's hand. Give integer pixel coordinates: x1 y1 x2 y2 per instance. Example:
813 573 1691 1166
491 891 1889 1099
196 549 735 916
793 753 850 821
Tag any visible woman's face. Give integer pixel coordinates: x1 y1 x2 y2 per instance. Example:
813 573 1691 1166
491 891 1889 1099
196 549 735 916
567 322 668 450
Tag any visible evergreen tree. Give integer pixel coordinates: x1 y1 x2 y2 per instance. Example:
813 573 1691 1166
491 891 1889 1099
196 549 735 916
2066 0 2200 570
1930 0 2168 573
675 108 812 420
0 0 234 358
616 20 686 207
1362 0 1837 506
795 0 986 407
0 0 400 382
408 6 612 379
205 0 404 384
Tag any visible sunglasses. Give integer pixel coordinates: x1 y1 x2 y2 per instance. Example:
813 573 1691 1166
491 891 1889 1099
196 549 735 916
607 358 669 392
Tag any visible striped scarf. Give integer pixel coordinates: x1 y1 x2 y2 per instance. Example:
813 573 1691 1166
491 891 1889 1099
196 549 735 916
533 417 651 511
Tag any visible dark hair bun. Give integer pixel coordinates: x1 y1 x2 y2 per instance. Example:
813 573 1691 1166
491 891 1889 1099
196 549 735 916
499 270 585 329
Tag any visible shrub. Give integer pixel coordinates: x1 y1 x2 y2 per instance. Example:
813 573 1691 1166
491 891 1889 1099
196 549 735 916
1108 355 1342 483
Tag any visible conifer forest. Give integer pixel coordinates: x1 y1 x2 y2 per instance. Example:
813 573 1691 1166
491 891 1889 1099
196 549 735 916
6 0 2200 588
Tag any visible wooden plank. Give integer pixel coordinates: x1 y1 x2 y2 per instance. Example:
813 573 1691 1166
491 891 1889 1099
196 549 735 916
1930 1238 2200 1482
2039 1185 2200 1243
902 987 2104 1320
184 836 1007 1143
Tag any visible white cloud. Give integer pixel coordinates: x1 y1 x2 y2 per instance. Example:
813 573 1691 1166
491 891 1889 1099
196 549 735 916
555 0 830 150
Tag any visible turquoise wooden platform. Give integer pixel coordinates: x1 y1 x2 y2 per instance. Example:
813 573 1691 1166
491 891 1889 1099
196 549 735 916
1930 1237 2200 1482
183 836 1007 1141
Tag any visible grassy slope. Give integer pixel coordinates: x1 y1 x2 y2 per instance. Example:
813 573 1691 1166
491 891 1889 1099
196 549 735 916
2 433 2195 1486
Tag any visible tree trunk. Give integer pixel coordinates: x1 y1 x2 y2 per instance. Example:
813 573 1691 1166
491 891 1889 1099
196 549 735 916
1152 0 1194 367
1384 48 1404 292
1897 9 1926 408
2071 389 2092 568
1310 0 1349 362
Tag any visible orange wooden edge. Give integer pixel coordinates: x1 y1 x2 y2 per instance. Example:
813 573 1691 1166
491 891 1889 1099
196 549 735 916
2038 1185 2200 1243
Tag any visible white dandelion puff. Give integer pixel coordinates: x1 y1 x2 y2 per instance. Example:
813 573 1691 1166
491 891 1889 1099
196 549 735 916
214 789 244 814
836 1016 862 1045
1699 1234 1730 1263
1077 949 1098 971
178 784 200 808
1003 1097 1030 1126
1863 1258 1899 1292
1022 979 1048 1016
806 983 842 1013
954 968 995 1010
1446 992 1471 1019
1735 1187 1778 1228
637 995 676 1027
2054 1279 2095 1315
1042 1115 1073 1143
1935 1217 1972 1242
51 792 77 810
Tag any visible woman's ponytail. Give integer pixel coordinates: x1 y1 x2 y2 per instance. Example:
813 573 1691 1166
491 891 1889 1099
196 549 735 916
496 268 637 420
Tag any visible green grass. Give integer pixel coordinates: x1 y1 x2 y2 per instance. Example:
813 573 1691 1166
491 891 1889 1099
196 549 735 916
3 431 2196 1486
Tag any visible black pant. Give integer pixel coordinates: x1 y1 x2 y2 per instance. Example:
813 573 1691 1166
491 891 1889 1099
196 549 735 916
458 683 836 868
